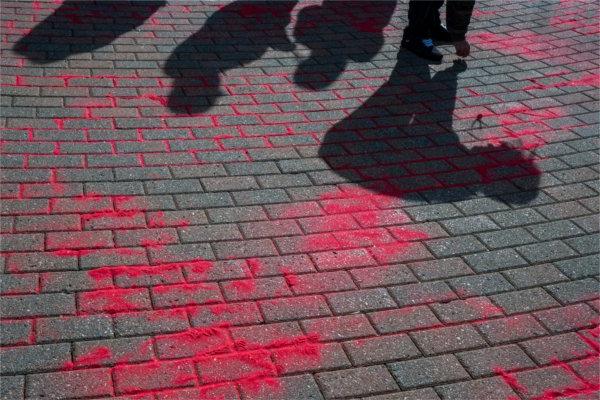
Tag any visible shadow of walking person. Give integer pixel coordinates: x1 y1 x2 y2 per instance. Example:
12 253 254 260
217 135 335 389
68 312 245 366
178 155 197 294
165 1 298 115
318 54 541 205
13 1 166 64
293 0 397 90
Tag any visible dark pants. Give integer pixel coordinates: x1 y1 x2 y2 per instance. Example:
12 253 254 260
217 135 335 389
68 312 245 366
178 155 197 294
403 0 444 39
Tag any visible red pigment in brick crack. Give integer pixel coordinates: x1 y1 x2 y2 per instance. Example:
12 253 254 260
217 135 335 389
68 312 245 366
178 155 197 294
304 188 428 263
470 31 554 59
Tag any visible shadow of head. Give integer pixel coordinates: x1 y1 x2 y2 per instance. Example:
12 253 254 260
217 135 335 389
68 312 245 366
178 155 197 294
293 0 396 90
318 54 541 206
164 0 298 115
13 1 166 64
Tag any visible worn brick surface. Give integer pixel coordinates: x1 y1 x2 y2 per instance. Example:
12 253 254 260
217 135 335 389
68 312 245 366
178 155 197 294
1 0 598 398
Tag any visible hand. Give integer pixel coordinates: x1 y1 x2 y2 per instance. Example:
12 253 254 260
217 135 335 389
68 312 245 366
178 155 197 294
454 39 470 57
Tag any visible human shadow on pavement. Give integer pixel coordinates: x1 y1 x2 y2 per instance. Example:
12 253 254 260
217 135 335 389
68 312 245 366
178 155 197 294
13 1 166 64
318 54 541 205
165 1 298 115
293 0 397 90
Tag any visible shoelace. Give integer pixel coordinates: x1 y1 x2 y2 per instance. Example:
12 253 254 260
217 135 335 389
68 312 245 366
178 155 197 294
422 38 434 47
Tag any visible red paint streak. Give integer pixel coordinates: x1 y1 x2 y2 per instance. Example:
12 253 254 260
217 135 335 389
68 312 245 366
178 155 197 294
470 31 553 59
247 258 262 276
147 211 189 228
70 346 113 368
229 279 256 295
78 288 148 313
82 210 141 222
494 367 527 393
524 73 600 91
156 327 232 358
53 118 64 130
303 188 428 262
283 271 299 287
472 9 497 17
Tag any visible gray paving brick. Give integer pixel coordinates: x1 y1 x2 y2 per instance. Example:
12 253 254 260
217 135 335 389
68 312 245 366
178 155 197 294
0 293 75 318
369 306 441 334
441 215 499 235
475 314 548 345
456 344 536 378
553 255 598 279
0 375 24 400
389 281 457 307
26 369 113 399
464 248 528 273
317 365 399 398
242 374 324 400
326 288 396 314
362 388 441 400
502 264 568 288
565 233 599 255
408 258 474 281
448 273 514 297
0 320 32 346
0 343 71 374
389 355 470 389
535 303 598 333
426 236 487 258
491 287 560 314
36 315 113 343
411 324 486 356
517 240 578 263
545 278 599 304
521 332 594 365
435 377 517 400
477 227 536 249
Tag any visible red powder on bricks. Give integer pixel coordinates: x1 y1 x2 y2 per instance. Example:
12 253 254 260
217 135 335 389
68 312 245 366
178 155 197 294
78 288 147 313
71 346 113 367
494 367 527 393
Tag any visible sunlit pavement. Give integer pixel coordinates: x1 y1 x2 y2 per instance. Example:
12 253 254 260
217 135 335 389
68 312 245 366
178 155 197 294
1 1 598 399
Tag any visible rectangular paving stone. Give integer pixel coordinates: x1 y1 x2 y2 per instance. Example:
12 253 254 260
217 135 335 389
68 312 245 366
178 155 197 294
435 377 517 400
326 288 396 314
301 314 376 341
389 355 470 389
0 320 32 346
534 303 598 333
369 306 441 334
0 343 71 374
464 249 529 273
545 278 599 304
410 324 486 355
448 273 514 297
0 293 75 318
241 374 324 400
512 365 586 399
426 236 487 258
362 388 441 400
36 314 113 343
26 369 113 399
343 334 421 365
457 344 536 378
520 332 594 365
491 287 560 314
502 264 568 288
475 314 548 345
389 281 457 307
0 375 24 400
316 365 399 398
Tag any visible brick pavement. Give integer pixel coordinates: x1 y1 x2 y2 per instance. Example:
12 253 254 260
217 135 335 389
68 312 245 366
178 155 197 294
0 0 599 399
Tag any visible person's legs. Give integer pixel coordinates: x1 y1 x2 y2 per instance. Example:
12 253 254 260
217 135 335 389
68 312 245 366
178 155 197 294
402 0 444 62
